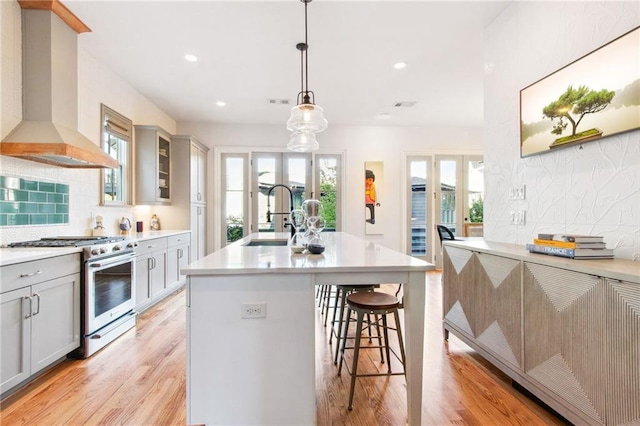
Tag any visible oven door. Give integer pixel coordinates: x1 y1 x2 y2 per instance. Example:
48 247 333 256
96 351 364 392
85 252 136 334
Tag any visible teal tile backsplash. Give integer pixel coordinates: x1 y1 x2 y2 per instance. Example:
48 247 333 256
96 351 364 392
0 176 69 226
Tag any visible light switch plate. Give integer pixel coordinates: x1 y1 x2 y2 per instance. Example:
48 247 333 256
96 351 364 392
509 186 526 200
510 210 526 225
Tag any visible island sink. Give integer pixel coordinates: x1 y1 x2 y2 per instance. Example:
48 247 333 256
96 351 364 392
242 239 288 246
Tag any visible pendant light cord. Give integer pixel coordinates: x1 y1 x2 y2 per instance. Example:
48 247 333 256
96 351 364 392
304 0 309 99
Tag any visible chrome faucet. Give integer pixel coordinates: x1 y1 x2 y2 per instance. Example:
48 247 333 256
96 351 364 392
266 184 295 238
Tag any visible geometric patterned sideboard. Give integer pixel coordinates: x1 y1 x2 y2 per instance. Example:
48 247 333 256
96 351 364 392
443 242 640 426
524 264 640 426
443 246 522 369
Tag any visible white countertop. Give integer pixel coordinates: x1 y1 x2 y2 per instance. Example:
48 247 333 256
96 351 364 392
182 232 435 275
444 239 640 284
0 230 190 267
133 229 190 241
0 247 82 266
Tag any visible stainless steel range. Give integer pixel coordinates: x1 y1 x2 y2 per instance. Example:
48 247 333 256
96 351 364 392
9 236 139 357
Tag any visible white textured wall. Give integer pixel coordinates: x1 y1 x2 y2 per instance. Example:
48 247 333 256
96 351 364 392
0 1 176 244
178 122 483 252
484 1 640 260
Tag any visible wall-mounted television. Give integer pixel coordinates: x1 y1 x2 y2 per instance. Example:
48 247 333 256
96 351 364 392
520 26 639 158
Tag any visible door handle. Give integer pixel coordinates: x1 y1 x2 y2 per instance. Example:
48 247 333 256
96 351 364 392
20 270 42 278
24 296 33 319
33 293 41 316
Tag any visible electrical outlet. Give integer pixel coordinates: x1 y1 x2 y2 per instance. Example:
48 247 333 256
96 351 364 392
510 210 526 225
241 303 267 319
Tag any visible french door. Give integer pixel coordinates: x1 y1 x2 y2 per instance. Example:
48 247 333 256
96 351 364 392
406 156 434 262
251 152 312 234
434 155 484 267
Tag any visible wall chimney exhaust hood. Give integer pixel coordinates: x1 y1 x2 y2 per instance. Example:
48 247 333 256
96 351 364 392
0 0 118 169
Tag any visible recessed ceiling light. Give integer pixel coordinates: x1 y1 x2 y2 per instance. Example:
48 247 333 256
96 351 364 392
216 101 226 107
378 113 391 119
184 54 198 62
393 62 407 70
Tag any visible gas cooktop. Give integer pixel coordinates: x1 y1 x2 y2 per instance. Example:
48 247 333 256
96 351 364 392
8 236 125 248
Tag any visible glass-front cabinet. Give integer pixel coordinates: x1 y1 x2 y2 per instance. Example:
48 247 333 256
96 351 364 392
134 125 172 204
157 136 171 200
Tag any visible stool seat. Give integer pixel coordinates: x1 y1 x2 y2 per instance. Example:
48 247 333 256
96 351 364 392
346 291 399 311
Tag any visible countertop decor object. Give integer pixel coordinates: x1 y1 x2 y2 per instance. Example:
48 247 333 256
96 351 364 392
150 214 160 230
92 215 105 236
119 217 131 235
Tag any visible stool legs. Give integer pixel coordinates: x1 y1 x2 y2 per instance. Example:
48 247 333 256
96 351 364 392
337 304 406 411
346 309 364 411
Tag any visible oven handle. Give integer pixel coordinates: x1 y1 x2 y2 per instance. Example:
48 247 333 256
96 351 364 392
88 253 136 268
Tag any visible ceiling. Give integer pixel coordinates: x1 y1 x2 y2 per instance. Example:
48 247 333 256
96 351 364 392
65 1 510 128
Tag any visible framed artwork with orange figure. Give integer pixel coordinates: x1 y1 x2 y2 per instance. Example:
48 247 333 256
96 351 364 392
365 161 383 235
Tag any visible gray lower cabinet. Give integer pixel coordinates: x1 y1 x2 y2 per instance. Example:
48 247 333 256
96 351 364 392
135 233 189 313
443 243 640 426
1 254 80 395
167 233 190 289
135 237 167 311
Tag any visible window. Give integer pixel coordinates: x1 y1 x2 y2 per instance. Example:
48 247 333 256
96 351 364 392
221 153 249 246
406 156 433 260
218 151 342 248
100 104 132 205
251 152 312 234
314 154 342 231
433 154 483 268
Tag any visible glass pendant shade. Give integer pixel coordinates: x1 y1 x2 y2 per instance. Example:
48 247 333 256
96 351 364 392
287 131 319 152
286 103 328 133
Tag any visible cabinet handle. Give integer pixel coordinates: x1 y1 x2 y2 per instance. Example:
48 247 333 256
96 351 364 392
147 244 156 249
148 257 154 270
24 296 33 319
20 270 43 278
178 248 183 259
197 193 202 201
33 293 41 316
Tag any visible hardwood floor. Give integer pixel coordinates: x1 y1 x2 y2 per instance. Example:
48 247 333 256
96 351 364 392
1 272 568 425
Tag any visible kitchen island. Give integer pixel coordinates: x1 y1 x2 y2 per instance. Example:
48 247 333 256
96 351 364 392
182 232 434 425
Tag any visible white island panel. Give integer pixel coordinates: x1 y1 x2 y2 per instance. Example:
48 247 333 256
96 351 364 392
188 273 316 425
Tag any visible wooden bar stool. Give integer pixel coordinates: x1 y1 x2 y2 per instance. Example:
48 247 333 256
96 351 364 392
337 291 406 411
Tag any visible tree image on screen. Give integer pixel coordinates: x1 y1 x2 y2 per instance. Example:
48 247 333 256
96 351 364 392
542 85 615 148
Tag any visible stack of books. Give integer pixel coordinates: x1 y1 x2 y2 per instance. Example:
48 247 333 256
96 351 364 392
526 234 614 259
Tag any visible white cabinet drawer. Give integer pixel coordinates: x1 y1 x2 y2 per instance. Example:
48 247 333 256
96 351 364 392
1 254 80 294
136 237 167 257
168 233 190 248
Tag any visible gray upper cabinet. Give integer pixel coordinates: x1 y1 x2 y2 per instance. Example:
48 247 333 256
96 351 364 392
134 125 172 205
190 142 206 204
169 135 209 261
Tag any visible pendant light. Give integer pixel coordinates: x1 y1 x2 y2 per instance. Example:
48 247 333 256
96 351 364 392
287 0 327 152
288 131 319 152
